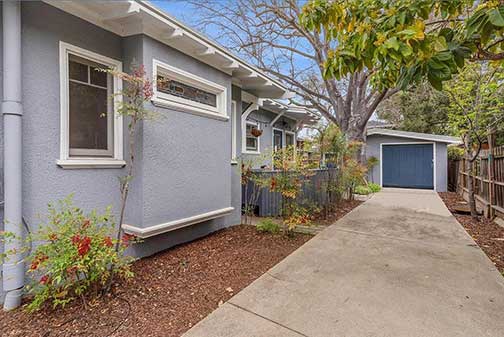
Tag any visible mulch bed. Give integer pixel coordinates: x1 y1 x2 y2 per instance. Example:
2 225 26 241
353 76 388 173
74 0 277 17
313 199 363 226
0 225 311 337
439 192 504 274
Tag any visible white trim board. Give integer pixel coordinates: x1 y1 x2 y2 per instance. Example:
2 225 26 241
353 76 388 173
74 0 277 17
58 41 124 169
122 207 234 238
152 58 228 120
231 100 238 164
379 142 437 191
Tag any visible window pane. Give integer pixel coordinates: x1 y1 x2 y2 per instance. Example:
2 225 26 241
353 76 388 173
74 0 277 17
286 133 294 146
69 81 110 153
69 60 88 82
157 75 217 107
90 66 108 87
273 130 283 150
246 137 257 151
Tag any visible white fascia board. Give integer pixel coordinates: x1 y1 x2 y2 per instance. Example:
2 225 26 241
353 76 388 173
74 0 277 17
123 207 234 238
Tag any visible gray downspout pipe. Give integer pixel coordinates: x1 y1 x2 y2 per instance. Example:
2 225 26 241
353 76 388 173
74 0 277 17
2 0 24 311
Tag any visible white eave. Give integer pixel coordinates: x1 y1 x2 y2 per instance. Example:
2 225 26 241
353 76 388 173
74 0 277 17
367 128 462 144
43 0 292 99
260 99 321 126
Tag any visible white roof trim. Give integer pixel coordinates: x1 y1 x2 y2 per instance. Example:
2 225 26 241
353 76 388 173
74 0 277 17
43 0 293 99
367 128 461 144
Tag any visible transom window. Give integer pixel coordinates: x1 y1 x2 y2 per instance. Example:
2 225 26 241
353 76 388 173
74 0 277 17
58 42 124 169
156 75 217 108
246 121 260 152
152 59 227 120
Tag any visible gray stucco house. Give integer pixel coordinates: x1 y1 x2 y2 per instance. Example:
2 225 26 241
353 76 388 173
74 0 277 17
0 0 318 308
366 128 460 192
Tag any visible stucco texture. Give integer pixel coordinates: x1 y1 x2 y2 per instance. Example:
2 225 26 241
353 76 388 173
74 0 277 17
366 134 448 192
2 2 241 260
242 108 297 168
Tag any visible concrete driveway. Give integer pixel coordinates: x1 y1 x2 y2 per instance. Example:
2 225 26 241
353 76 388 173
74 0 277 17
183 189 504 337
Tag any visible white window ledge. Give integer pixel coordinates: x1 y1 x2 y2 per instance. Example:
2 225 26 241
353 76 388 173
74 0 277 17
57 159 126 169
122 206 234 238
231 160 238 165
243 150 260 155
151 98 229 121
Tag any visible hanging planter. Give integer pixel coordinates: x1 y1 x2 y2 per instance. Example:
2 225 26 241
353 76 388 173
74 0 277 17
251 127 263 137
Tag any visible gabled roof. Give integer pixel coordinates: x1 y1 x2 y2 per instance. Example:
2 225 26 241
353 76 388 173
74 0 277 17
43 0 292 99
367 128 461 144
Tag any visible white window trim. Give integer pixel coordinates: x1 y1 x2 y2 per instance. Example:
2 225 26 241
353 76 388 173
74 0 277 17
272 127 284 152
231 100 238 164
57 41 124 169
379 142 436 191
151 59 228 121
244 120 261 154
285 130 296 149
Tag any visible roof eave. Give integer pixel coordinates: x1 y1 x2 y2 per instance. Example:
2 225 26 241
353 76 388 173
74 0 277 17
43 0 292 99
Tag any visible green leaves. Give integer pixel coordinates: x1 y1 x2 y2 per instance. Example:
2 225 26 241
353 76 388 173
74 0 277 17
301 0 504 91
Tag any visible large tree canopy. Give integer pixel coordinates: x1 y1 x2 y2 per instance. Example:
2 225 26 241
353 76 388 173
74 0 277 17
189 0 399 143
300 0 504 90
377 82 451 135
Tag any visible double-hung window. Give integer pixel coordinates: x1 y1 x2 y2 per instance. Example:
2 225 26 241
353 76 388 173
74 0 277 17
152 59 228 121
245 121 260 153
58 42 124 168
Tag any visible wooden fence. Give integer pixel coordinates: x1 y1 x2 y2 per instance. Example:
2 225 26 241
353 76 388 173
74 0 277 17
455 132 504 219
242 168 338 217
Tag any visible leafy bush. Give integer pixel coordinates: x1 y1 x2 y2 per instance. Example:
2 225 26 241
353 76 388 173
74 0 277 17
354 183 381 195
448 146 464 160
25 196 135 311
256 218 281 234
354 185 372 195
368 183 381 193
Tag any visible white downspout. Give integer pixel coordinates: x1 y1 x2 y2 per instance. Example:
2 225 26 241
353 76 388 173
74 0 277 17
2 0 24 311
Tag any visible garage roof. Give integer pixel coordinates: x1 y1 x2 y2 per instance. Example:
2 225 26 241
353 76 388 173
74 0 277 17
367 128 461 144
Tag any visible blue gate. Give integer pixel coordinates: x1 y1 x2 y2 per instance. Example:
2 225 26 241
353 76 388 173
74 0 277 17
382 144 434 189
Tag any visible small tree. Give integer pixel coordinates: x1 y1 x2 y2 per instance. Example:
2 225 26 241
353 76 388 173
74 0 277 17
270 146 315 233
446 62 504 217
102 65 157 283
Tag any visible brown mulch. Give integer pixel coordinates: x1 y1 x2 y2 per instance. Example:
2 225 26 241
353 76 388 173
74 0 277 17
0 225 311 337
313 199 363 227
439 192 504 274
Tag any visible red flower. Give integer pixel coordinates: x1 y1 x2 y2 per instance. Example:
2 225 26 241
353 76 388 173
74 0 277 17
103 236 113 248
82 219 91 229
30 260 39 271
77 236 92 256
40 275 50 285
270 177 277 190
71 234 81 245
121 233 134 247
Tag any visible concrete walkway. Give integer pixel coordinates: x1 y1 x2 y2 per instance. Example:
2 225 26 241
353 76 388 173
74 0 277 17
183 189 504 337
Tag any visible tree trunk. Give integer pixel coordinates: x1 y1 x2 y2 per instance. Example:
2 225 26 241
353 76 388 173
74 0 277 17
344 123 367 163
464 136 478 218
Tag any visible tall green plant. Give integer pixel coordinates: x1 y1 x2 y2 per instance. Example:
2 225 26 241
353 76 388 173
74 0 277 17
445 62 504 216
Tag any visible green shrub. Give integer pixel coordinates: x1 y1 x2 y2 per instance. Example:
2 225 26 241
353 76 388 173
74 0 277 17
368 183 381 193
354 185 371 195
354 183 381 195
256 218 281 234
448 146 464 160
24 196 135 311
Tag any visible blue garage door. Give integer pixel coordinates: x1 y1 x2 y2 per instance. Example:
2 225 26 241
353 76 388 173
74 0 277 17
382 144 434 189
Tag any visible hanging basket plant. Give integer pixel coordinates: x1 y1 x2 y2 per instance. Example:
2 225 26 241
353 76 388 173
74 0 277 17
251 127 263 137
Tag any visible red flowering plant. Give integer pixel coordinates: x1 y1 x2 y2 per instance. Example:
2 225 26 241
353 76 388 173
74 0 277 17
25 195 136 312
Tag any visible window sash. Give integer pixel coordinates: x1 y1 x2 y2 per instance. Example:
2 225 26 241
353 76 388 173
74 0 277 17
67 55 114 157
245 122 259 152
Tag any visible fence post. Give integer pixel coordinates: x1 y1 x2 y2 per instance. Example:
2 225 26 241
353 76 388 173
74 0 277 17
488 128 496 219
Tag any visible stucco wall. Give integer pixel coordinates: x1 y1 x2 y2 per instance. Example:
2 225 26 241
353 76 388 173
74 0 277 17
366 134 448 192
242 107 297 168
0 2 241 261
